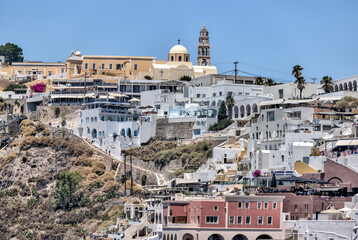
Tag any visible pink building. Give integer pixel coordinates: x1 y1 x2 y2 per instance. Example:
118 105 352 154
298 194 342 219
162 195 285 240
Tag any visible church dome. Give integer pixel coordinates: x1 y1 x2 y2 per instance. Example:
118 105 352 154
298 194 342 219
75 50 81 56
169 44 188 54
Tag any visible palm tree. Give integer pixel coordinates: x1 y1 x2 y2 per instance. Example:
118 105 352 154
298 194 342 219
292 65 306 99
225 94 235 120
265 78 275 86
255 77 264 85
321 76 333 93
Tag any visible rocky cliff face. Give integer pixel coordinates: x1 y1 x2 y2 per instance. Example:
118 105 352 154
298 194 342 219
0 120 153 239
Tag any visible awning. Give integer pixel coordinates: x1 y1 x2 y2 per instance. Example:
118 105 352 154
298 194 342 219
259 99 284 107
335 140 352 147
350 140 358 146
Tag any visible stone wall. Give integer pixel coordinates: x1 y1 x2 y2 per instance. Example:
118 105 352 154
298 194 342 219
155 118 194 140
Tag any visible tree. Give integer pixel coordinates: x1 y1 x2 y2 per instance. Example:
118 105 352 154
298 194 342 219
179 75 191 81
3 83 27 92
321 76 333 93
255 77 264 85
292 65 306 99
218 101 227 121
225 94 235 120
54 107 61 118
265 78 275 86
53 170 83 211
0 43 24 65
141 174 147 186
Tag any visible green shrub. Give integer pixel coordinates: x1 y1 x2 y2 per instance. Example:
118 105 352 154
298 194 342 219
208 119 233 131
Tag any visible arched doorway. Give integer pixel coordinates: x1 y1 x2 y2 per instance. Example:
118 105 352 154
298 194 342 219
339 84 343 91
252 104 258 113
349 81 353 91
334 85 338 92
354 81 357 91
344 82 348 90
208 234 224 240
234 106 239 118
91 129 97 138
232 234 248 240
256 234 273 240
246 105 251 116
211 101 216 106
240 105 245 118
182 234 194 240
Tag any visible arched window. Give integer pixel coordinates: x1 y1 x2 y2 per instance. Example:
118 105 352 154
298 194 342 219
91 117 94 122
127 128 132 137
178 56 182 62
185 56 189 62
94 117 97 122
87 128 90 134
134 130 139 136
120 128 126 136
171 56 174 61
91 129 97 139
240 105 245 118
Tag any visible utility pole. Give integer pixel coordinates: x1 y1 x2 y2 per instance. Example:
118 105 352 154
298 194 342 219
123 151 127 195
84 73 87 104
130 153 133 196
234 62 238 83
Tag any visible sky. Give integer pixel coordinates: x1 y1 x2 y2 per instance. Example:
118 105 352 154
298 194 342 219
1 0 357 83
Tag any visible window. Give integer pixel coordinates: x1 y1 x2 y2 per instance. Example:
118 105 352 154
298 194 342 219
237 216 242 224
48 71 52 76
238 202 242 209
85 63 88 69
257 202 262 209
169 210 172 216
245 216 251 225
197 94 201 98
109 64 112 70
228 91 233 95
134 64 138 70
178 56 182 61
245 202 250 209
229 216 234 224
205 216 218 224
279 89 284 99
294 204 298 212
273 202 277 209
258 216 263 225
305 204 309 211
185 56 189 62
92 63 96 69
264 202 268 209
61 68 65 73
267 216 273 225
171 56 174 61
267 111 275 121
116 64 121 70
213 206 218 211
101 63 105 69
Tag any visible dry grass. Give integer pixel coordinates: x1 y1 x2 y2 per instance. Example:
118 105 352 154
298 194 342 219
102 181 119 192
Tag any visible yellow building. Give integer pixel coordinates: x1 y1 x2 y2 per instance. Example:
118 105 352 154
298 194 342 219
139 41 217 80
0 61 66 80
66 51 164 79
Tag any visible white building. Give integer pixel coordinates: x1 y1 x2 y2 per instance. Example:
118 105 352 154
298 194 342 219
75 93 155 159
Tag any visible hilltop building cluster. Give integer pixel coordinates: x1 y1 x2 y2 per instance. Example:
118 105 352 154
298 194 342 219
2 26 358 239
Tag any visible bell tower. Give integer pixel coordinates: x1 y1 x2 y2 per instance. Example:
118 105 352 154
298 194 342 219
197 25 210 66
